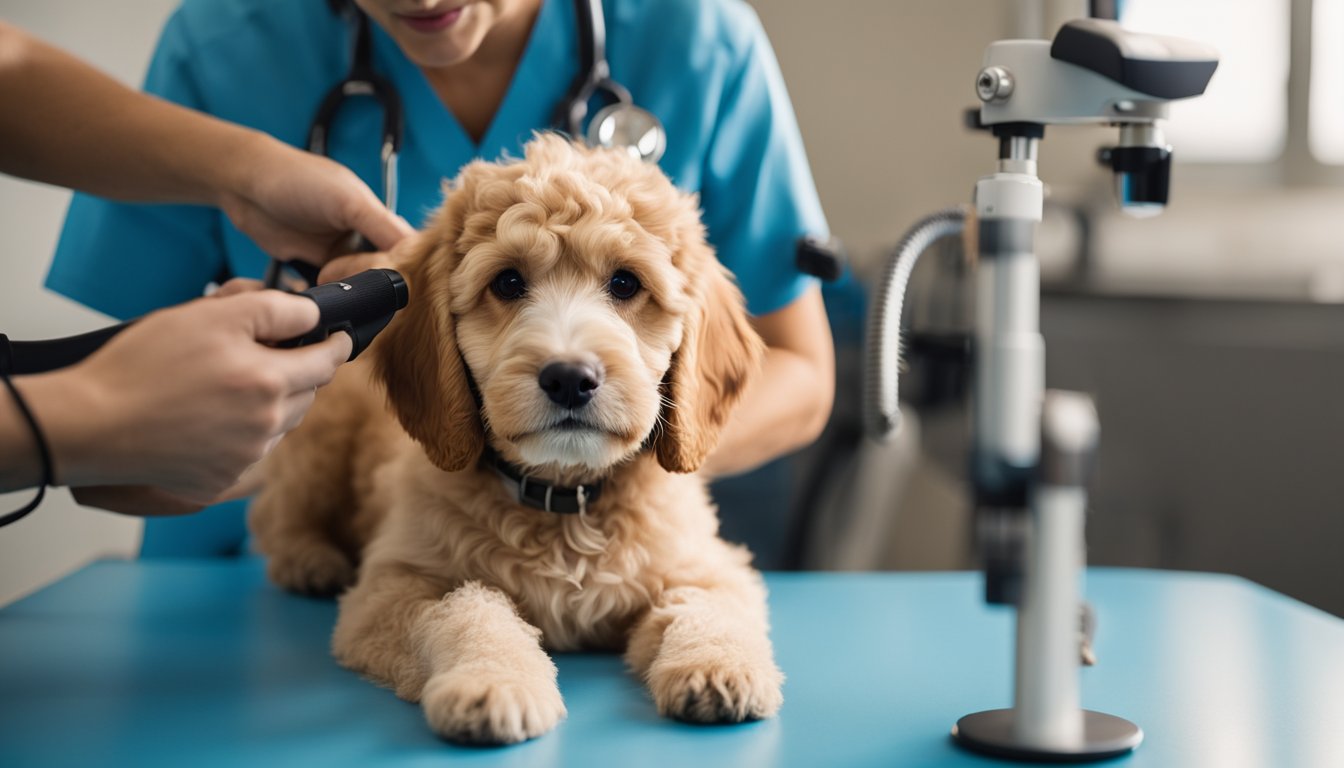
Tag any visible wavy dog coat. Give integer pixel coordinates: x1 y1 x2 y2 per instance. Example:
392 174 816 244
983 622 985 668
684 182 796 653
250 135 780 744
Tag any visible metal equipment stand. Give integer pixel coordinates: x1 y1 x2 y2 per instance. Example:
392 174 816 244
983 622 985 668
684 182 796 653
865 16 1219 763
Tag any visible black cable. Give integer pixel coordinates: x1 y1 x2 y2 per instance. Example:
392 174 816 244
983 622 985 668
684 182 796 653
1 323 132 375
0 364 54 527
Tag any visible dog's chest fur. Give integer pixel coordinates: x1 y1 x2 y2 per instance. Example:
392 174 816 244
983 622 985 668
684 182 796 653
387 452 719 651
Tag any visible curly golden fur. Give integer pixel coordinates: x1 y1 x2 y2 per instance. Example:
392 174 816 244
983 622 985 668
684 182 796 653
249 135 779 745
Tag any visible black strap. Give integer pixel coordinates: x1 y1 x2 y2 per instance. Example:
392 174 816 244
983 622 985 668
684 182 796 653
0 362 54 527
0 324 134 377
483 446 603 515
307 13 404 158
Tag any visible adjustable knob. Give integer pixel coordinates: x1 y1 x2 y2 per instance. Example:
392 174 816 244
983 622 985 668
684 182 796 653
795 234 847 282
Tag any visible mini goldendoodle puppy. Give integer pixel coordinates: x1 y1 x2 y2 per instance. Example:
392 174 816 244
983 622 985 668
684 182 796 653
249 135 781 745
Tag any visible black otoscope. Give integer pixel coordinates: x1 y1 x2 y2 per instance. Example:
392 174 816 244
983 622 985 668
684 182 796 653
1 267 407 377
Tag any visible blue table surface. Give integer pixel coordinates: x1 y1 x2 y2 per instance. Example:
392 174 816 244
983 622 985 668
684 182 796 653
1 560 1341 768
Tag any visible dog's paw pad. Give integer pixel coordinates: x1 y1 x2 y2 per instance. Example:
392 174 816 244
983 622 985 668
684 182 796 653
648 657 784 724
421 669 566 745
266 545 356 597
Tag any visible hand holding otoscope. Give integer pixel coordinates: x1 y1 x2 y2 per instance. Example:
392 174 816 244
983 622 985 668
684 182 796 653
0 268 408 524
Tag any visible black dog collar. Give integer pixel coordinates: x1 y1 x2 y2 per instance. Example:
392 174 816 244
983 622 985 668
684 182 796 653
484 448 603 515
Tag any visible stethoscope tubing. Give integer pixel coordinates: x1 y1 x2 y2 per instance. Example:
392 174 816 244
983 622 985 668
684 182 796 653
315 0 640 190
308 11 404 212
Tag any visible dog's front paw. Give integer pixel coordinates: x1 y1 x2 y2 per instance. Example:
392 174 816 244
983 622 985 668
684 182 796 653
265 543 356 597
421 666 567 745
647 650 784 724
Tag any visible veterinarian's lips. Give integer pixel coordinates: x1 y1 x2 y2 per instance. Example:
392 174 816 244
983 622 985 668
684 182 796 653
395 6 465 32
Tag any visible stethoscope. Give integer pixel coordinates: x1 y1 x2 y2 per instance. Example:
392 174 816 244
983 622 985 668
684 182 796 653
315 0 664 218
266 0 665 289
270 0 841 289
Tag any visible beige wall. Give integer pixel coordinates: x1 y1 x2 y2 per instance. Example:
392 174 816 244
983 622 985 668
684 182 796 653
754 0 1112 272
758 0 1013 264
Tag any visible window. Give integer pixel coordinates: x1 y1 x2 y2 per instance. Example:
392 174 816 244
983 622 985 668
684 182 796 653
1122 0 1290 163
1310 0 1344 163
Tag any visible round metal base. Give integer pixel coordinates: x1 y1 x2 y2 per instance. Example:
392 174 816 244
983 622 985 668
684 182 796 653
951 709 1143 763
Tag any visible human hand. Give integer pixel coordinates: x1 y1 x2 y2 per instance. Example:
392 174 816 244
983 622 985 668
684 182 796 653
217 134 414 268
212 277 264 297
22 290 352 505
317 250 397 285
69 454 268 517
314 227 430 284
69 485 206 517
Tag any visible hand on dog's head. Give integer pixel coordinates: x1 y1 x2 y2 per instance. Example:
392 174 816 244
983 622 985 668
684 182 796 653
373 135 763 477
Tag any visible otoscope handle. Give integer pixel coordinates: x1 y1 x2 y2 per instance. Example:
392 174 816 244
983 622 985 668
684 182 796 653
276 268 409 360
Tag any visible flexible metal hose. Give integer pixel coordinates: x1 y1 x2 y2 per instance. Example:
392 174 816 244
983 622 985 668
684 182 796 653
864 206 968 441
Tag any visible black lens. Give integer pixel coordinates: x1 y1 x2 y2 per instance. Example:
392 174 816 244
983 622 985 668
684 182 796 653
1102 145 1172 210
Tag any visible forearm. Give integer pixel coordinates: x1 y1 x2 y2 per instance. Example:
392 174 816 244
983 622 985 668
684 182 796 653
699 287 835 478
0 21 262 206
701 346 833 478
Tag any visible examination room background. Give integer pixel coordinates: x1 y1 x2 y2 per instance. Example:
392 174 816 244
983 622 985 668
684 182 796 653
2 0 1342 618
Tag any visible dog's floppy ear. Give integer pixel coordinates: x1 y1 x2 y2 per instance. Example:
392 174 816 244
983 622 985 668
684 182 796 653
372 207 485 472
653 244 766 473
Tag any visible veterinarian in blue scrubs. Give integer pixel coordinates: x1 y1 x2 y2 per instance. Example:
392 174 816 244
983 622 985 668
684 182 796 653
47 0 835 559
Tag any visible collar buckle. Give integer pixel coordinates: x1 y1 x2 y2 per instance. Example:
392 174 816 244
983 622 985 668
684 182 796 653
490 448 602 515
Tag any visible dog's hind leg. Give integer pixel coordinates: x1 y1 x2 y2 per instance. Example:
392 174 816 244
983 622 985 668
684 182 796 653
334 564 567 745
249 445 357 595
249 371 369 596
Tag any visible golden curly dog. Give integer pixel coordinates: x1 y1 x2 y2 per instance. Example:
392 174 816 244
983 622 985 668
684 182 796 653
248 135 781 745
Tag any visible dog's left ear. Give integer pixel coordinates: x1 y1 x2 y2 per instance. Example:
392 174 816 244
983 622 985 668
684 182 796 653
653 246 766 473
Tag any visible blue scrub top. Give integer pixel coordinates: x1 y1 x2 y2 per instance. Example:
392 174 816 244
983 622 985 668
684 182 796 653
48 0 827 318
46 0 829 556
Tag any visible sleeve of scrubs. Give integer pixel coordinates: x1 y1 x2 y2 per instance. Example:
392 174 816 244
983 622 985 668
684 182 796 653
697 5 828 318
44 9 226 321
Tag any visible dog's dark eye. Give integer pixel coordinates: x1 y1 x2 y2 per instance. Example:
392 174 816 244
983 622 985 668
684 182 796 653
490 268 527 301
608 270 641 301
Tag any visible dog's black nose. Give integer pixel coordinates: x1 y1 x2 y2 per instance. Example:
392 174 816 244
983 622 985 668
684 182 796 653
538 362 601 409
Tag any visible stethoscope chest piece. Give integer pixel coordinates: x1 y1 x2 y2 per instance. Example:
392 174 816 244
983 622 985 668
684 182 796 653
589 103 666 163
